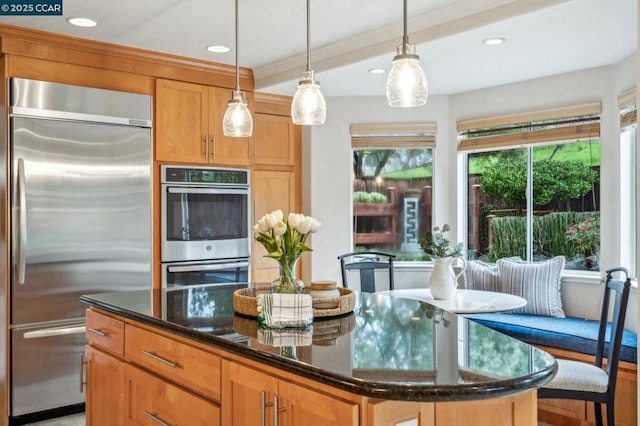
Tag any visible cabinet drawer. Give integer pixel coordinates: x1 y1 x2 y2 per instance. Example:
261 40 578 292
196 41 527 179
125 364 220 426
86 309 124 357
124 324 221 401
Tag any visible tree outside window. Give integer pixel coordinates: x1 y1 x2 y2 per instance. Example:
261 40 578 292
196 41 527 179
466 140 601 271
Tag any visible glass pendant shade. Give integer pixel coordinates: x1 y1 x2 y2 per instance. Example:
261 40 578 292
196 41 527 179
223 90 253 137
292 70 326 125
224 0 252 137
386 43 428 107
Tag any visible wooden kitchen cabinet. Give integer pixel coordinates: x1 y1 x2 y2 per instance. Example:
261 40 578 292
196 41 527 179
366 393 536 426
85 309 126 426
253 113 297 166
84 346 125 426
155 78 251 166
124 323 222 402
221 359 278 425
124 363 220 426
251 170 298 282
221 360 358 426
86 309 223 425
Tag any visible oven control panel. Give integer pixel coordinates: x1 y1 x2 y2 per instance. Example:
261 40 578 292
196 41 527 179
162 165 249 186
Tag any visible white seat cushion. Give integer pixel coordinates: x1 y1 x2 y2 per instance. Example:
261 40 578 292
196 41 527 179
543 359 608 393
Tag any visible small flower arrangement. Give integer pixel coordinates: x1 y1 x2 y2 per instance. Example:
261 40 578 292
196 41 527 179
253 210 321 293
419 224 463 259
566 215 600 257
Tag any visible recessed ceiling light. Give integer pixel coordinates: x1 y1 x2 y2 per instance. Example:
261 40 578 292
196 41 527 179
483 37 506 46
206 45 231 53
66 17 97 28
369 67 386 74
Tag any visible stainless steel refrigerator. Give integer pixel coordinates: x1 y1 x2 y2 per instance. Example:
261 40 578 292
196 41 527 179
8 78 152 417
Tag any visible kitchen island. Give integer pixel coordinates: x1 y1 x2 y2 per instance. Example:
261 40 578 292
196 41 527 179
81 283 556 426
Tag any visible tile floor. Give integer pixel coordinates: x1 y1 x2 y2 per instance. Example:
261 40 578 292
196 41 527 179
25 413 85 426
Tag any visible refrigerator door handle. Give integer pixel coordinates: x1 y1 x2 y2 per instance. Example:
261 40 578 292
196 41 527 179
16 157 27 285
23 325 86 339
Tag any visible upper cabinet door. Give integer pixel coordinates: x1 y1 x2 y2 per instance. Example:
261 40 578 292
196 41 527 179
208 86 253 167
155 79 208 163
254 113 296 167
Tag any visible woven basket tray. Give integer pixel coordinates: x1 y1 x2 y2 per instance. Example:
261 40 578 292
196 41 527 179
232 286 356 318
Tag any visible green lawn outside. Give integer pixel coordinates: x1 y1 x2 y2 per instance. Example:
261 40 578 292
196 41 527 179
468 140 600 175
377 141 600 179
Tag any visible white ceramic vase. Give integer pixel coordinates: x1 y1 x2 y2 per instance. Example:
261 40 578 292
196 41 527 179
429 257 467 300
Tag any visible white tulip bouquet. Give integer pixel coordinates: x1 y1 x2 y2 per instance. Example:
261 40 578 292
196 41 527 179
254 210 321 293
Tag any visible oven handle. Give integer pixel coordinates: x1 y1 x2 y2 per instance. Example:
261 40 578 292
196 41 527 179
167 261 250 273
167 187 248 195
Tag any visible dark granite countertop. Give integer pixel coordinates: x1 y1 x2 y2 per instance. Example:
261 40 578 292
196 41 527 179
80 283 556 402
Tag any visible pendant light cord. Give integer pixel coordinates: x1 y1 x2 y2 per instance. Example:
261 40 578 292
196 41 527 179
402 0 409 55
305 0 311 72
235 0 240 91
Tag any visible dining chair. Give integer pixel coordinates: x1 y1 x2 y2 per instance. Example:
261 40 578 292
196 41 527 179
337 251 395 293
537 266 632 426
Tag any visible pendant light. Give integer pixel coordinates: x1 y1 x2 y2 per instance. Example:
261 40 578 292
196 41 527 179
386 0 428 107
291 0 326 125
223 0 253 137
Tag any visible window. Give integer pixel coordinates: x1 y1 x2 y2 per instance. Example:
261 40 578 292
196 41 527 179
619 88 638 277
350 124 435 261
458 103 601 271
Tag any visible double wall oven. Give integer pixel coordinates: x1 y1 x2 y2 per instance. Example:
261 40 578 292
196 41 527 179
161 165 250 287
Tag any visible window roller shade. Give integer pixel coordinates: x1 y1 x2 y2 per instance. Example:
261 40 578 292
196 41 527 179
351 123 436 148
618 88 637 128
457 102 601 152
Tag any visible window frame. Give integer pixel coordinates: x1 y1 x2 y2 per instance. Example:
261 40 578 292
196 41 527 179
457 103 602 271
349 123 437 261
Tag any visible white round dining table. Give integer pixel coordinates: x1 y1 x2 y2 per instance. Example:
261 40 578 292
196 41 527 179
376 288 527 314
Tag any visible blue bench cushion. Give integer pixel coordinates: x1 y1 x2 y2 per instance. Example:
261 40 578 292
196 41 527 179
465 313 637 363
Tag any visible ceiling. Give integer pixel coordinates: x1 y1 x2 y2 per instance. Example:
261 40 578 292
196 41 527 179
0 0 636 98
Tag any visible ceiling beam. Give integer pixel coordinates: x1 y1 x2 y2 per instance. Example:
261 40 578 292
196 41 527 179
254 0 571 90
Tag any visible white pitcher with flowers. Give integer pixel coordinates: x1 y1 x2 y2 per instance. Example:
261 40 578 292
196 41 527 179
419 224 466 300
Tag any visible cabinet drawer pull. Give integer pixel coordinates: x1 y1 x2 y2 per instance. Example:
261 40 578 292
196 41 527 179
143 410 173 426
88 328 108 337
203 135 208 158
79 353 86 394
261 391 271 426
142 350 179 367
273 395 279 426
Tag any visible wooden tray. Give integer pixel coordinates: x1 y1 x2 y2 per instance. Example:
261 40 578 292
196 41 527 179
233 286 356 318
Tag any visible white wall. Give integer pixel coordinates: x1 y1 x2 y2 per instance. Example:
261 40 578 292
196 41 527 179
302 57 637 331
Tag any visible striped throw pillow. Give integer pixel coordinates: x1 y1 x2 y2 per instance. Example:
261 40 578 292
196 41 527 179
464 257 522 291
464 260 500 291
497 256 565 318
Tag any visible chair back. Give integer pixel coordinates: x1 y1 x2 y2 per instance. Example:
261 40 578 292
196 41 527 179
338 251 395 292
596 267 632 391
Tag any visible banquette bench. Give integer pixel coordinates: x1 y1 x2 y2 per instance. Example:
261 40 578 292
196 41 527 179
462 257 637 426
466 313 637 426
